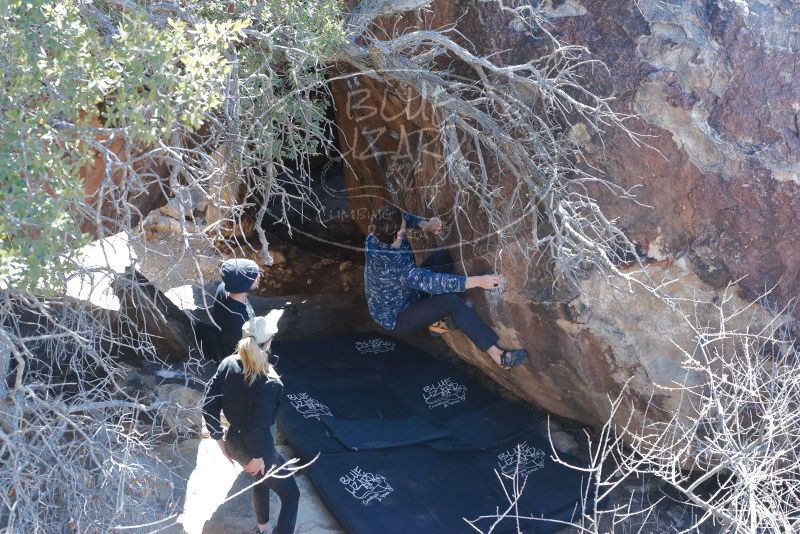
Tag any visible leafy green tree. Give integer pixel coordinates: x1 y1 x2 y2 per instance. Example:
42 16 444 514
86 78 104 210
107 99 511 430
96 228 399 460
0 1 346 531
1 1 249 288
0 0 348 289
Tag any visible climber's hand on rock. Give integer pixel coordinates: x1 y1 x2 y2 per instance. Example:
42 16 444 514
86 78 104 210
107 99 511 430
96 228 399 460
244 457 266 476
421 217 442 235
466 274 502 290
217 439 233 464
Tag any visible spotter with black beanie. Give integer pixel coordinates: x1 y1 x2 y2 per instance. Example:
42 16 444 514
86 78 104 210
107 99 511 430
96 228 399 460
212 258 261 358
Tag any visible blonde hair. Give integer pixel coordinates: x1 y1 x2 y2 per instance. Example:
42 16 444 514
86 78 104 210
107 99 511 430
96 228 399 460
236 336 279 386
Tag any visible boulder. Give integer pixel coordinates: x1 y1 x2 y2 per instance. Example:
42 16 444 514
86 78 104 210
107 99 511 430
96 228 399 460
0 290 139 384
143 186 208 240
329 0 800 429
113 267 199 362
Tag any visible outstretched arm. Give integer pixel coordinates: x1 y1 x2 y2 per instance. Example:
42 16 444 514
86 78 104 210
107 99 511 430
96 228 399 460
465 274 502 289
407 266 466 294
407 266 503 294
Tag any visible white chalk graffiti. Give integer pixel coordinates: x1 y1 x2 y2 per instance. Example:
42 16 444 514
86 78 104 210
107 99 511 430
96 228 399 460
355 338 396 354
340 466 393 505
287 393 332 420
497 442 545 478
423 377 467 408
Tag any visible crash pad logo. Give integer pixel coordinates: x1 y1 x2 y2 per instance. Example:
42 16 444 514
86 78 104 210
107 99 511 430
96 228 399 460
355 338 396 354
286 393 332 420
423 377 467 408
339 466 393 505
497 442 545 478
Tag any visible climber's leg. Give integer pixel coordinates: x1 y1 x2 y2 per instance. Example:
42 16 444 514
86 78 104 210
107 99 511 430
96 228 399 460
418 249 456 335
393 293 498 351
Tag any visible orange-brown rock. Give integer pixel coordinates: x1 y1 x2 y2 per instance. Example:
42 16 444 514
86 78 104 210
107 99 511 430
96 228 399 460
80 119 170 236
330 0 800 428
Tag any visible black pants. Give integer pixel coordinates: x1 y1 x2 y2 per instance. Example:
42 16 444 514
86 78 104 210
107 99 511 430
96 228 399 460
226 429 300 533
392 249 499 351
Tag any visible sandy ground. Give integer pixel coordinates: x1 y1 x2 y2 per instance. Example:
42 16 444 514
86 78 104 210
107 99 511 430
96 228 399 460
168 436 343 534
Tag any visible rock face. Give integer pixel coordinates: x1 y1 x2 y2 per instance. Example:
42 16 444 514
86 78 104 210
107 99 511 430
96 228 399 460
113 267 200 362
137 167 366 298
330 0 800 428
555 0 800 308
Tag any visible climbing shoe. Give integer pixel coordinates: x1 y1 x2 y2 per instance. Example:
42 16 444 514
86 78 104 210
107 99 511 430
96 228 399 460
428 318 453 337
498 349 527 369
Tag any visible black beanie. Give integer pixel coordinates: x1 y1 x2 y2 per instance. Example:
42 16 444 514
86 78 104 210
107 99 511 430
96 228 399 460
220 258 260 293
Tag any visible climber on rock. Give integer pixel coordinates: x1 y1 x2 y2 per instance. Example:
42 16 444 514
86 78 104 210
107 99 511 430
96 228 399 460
202 314 299 534
363 204 527 369
212 258 261 359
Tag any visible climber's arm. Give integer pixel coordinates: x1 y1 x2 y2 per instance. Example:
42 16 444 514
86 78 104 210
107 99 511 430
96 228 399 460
406 267 467 294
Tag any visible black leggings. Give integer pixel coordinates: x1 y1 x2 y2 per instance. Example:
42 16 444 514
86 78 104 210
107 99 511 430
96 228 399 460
251 459 299 533
392 249 499 351
226 432 299 533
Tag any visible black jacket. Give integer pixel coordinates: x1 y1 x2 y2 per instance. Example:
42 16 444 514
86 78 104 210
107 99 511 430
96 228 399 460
211 283 250 358
202 355 283 459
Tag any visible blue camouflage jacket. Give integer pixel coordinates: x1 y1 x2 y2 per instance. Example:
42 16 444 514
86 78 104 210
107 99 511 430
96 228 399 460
364 213 467 330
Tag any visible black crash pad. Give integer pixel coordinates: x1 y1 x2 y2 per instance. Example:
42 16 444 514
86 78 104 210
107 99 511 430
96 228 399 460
383 359 497 423
307 444 583 534
431 400 540 451
324 416 451 451
273 334 590 533
279 374 410 459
